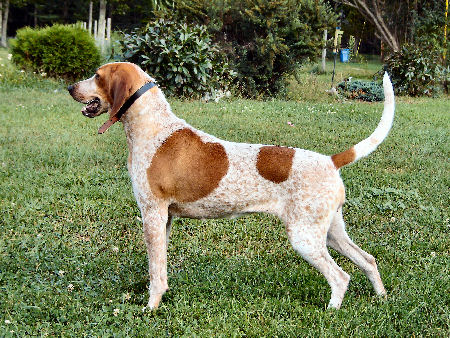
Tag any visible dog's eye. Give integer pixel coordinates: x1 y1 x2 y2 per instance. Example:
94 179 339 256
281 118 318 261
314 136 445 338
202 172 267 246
95 73 100 80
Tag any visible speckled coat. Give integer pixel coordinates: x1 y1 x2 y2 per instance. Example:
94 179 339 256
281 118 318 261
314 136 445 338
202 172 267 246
69 63 395 310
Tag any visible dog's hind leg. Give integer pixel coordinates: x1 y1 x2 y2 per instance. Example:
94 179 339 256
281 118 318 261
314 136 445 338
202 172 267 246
327 208 386 296
285 215 350 309
141 202 170 311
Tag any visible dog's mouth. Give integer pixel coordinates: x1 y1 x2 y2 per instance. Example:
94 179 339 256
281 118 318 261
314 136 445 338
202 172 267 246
81 97 102 118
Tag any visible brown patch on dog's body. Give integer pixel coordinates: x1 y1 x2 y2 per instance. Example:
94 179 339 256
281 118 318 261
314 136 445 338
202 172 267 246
331 147 356 169
256 146 295 183
147 128 229 202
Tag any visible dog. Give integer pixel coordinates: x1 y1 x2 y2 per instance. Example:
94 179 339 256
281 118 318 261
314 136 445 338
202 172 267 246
68 62 394 310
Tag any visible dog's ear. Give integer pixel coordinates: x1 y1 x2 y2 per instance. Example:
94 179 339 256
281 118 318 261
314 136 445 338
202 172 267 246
108 71 132 119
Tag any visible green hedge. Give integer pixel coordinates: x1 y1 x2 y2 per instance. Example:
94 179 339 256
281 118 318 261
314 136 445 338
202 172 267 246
11 24 101 81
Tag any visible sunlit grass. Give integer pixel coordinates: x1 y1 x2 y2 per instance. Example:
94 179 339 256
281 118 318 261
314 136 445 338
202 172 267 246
0 47 449 336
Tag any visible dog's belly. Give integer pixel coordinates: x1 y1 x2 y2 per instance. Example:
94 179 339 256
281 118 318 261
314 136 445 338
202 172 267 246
168 197 282 220
168 202 243 219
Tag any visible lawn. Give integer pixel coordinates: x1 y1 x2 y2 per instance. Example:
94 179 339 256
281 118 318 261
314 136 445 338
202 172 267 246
0 48 449 336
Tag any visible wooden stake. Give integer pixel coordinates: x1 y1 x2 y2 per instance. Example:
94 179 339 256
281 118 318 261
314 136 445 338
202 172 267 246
322 29 327 72
98 0 106 53
107 17 111 43
88 1 93 35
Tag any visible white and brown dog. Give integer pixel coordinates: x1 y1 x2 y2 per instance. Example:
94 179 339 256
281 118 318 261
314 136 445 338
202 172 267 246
68 62 394 310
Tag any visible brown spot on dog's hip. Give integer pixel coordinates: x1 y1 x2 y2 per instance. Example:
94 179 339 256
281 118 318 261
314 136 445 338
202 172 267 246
256 146 295 183
147 128 229 202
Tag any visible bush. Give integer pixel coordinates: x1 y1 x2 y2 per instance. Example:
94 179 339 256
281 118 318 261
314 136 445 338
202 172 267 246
413 0 450 59
11 25 101 81
118 19 235 98
176 0 336 97
337 79 384 102
384 43 446 96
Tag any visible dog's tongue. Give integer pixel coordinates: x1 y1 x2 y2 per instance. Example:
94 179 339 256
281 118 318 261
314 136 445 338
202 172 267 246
82 99 100 115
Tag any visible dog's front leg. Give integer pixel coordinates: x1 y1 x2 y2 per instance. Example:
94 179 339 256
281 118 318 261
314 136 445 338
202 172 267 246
141 202 169 311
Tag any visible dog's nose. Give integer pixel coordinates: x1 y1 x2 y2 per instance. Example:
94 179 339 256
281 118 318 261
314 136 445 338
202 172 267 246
67 84 74 94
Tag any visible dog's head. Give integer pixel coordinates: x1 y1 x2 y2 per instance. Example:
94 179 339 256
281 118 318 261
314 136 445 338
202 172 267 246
68 62 150 123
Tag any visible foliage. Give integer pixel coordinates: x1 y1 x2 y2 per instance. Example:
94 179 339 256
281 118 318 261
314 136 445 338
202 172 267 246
229 0 336 97
173 0 337 97
338 0 449 57
118 18 235 98
337 78 384 102
384 43 446 96
10 24 101 81
347 35 356 61
412 0 450 59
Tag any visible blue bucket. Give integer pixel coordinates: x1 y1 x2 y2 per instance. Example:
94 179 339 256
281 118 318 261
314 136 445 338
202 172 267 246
340 48 350 63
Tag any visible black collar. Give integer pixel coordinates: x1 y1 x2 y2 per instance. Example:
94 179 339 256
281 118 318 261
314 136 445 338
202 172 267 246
116 81 156 121
98 81 156 134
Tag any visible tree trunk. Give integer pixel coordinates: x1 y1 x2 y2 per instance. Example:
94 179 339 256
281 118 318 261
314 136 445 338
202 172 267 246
62 0 69 22
98 0 107 53
340 0 400 52
1 0 9 48
34 3 38 27
88 1 93 35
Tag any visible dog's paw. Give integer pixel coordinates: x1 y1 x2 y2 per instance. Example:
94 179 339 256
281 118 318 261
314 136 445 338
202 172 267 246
142 304 157 313
327 301 342 310
377 291 388 300
142 296 162 313
142 305 153 313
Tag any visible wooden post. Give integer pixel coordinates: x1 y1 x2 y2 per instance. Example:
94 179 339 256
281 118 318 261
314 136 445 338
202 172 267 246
107 17 111 43
1 0 9 48
88 1 93 35
321 29 327 73
98 0 106 53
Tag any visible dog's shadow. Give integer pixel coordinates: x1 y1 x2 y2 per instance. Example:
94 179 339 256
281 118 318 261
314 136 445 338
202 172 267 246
122 253 332 308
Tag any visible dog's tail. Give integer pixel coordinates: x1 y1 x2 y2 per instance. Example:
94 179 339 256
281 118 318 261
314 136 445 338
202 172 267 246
331 72 395 169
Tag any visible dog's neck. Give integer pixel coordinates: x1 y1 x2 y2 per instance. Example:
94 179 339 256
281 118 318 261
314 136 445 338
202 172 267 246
120 89 181 152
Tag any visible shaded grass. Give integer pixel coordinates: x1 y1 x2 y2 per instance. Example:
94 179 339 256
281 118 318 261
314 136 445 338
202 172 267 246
287 57 383 102
0 48 449 336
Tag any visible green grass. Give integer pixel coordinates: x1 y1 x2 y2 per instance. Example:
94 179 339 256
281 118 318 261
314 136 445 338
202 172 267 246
1 47 449 336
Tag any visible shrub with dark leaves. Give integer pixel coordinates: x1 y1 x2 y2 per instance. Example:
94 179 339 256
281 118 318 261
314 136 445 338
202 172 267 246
337 79 384 102
384 43 446 96
118 19 234 98
222 0 336 97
